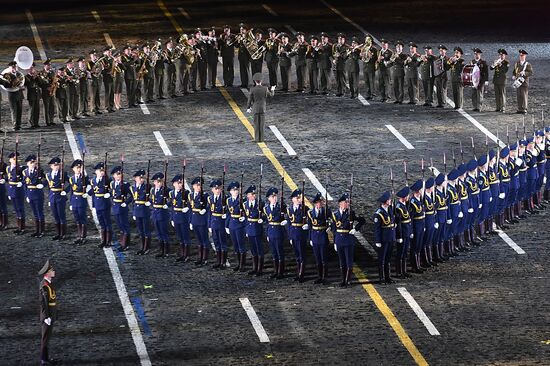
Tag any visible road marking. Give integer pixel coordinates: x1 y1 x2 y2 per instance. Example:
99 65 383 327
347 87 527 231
131 297 152 336
320 1 380 46
285 25 297 35
239 297 270 343
177 7 191 20
278 301 316 348
103 33 115 48
302 168 332 201
91 10 101 23
64 123 152 366
353 231 378 257
10 306 22 310
25 10 47 61
397 287 441 336
153 131 173 156
269 125 297 156
262 4 278 16
140 104 150 115
386 124 415 150
494 228 526 254
353 268 429 366
157 0 183 33
358 93 370 106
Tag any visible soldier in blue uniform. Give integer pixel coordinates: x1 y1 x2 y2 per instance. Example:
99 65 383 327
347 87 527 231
409 180 425 273
131 169 152 255
7 152 25 234
110 166 132 251
486 150 500 235
496 147 511 229
287 189 309 282
517 140 528 218
226 182 247 271
263 187 287 279
45 157 68 240
89 162 113 248
307 192 331 284
525 137 539 213
465 159 481 245
244 185 264 275
150 172 170 258
544 127 550 202
0 152 7 230
422 177 437 266
69 159 89 244
445 169 461 257
433 173 448 261
170 174 192 262
456 164 472 251
208 179 228 269
331 193 357 286
189 176 209 265
534 130 546 208
477 154 492 239
23 154 46 238
373 191 395 284
395 186 412 278
507 143 521 223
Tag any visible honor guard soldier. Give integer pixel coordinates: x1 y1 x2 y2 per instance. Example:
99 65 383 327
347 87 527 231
433 173 448 261
394 186 412 279
525 137 539 213
110 166 132 251
244 184 265 275
465 159 481 245
69 159 89 244
86 50 103 115
497 147 511 228
38 260 58 366
508 143 521 222
236 23 252 88
55 67 70 122
77 57 90 117
46 157 70 240
290 31 308 92
287 189 309 282
373 191 395 285
65 58 80 120
208 179 229 268
307 192 331 284
512 50 533 114
376 39 392 102
545 128 550 202
151 172 170 257
332 33 348 97
207 27 219 88
220 25 235 87
457 164 472 251
278 33 292 91
40 59 57 125
409 180 425 274
470 48 489 111
318 32 332 95
405 42 420 104
422 177 437 265
189 176 210 265
25 63 42 128
265 28 279 88
331 193 357 287
389 40 406 103
434 45 449 108
419 46 435 107
23 154 46 238
477 154 492 239
131 169 152 254
264 187 287 279
101 46 116 113
251 29 265 75
0 149 8 230
448 47 465 109
362 35 378 100
446 169 462 257
226 182 247 271
534 131 546 208
491 49 509 112
5 61 24 130
518 140 529 216
306 35 320 94
345 37 361 99
7 151 25 234
487 150 500 234
89 162 113 248
169 174 192 262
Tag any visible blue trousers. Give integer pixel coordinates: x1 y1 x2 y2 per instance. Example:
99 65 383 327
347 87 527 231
312 242 327 265
378 241 393 271
135 216 151 238
412 221 424 255
398 237 410 261
0 185 7 214
230 227 246 253
194 224 210 248
72 205 86 225
268 236 284 262
291 236 306 263
29 197 45 220
212 227 228 251
154 219 169 241
114 212 130 235
11 196 25 219
50 199 67 224
248 235 264 256
546 165 550 189
96 208 112 230
337 244 354 268
175 222 191 246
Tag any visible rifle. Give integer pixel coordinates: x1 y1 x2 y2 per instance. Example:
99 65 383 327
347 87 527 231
258 163 263 211
459 141 464 164
37 133 42 179
15 135 19 180
443 152 447 174
471 136 476 160
532 114 536 138
485 134 489 156
239 170 244 217
145 159 151 200
348 173 353 225
120 154 125 195
390 167 396 215
506 126 510 147
515 120 519 144
103 152 108 190
325 175 328 224
200 162 206 207
522 115 526 139
0 134 6 179
403 160 408 186
61 140 66 189
162 160 168 204
280 172 285 216
451 148 456 167
301 179 306 225
222 163 226 211
181 158 186 191
421 158 425 199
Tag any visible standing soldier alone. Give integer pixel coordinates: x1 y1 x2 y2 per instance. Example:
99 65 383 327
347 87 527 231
246 73 275 143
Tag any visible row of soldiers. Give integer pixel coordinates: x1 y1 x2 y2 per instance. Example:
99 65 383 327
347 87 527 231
373 128 550 284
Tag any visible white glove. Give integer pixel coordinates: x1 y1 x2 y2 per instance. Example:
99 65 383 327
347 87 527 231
349 228 356 235
44 317 51 326
499 193 505 199
209 227 212 233
171 221 175 227
163 204 168 209
133 216 136 221
104 192 110 199
69 205 73 211
309 240 313 247
144 201 151 207
26 197 30 203
479 204 483 208
289 239 293 246
17 182 23 188
543 176 546 185
82 193 89 198
489 197 493 202
334 244 337 252
7 196 11 200
375 243 382 248
239 216 245 222
60 191 67 196
302 224 309 230
246 108 252 113
326 227 331 233
36 184 44 189
458 211 464 218
189 224 193 231
446 219 452 224
86 185 91 191
410 233 414 239
270 85 276 91
0 179 5 184
520 71 525 76
257 218 263 224
121 202 127 208
281 220 288 226
434 222 439 229
397 238 403 243
468 208 474 213
199 209 206 215
48 202 51 207
182 207 189 213
225 228 230 234
222 214 227 219
515 158 523 166
484 81 489 86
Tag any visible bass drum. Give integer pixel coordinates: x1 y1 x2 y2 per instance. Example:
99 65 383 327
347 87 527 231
461 64 480 88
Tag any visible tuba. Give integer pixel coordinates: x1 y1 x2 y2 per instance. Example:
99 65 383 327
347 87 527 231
1 46 33 92
243 29 262 60
360 36 373 62
149 40 162 67
91 55 106 77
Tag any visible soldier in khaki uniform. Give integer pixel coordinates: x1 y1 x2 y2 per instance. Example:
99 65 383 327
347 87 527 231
376 39 393 102
512 49 533 114
470 48 489 112
448 47 465 109
246 73 275 142
389 41 406 104
434 45 450 108
490 48 509 113
318 32 332 95
419 45 435 107
362 35 378 100
38 260 58 366
404 42 421 104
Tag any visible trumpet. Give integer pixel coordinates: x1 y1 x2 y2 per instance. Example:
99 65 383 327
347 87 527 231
149 41 162 67
346 43 363 57
492 58 503 68
91 55 107 77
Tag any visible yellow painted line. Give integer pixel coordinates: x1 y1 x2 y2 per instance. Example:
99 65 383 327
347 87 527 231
157 0 183 34
353 267 429 366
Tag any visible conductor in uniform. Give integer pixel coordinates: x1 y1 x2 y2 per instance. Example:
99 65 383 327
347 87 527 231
38 260 58 366
512 49 533 114
246 73 275 143
490 48 509 113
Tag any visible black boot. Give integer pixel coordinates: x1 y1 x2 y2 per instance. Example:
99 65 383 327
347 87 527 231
60 224 67 241
195 247 204 265
384 263 394 284
30 219 40 237
52 223 61 240
73 224 82 244
396 258 403 278
314 264 323 284
256 256 264 276
137 237 145 255
233 253 242 271
298 262 305 283
0 214 7 230
340 267 348 287
143 237 151 255
98 229 106 248
202 248 209 265
220 251 228 270
270 260 279 278
276 260 285 279
248 256 258 275
156 241 165 257
213 251 222 269
378 265 385 284
239 253 247 272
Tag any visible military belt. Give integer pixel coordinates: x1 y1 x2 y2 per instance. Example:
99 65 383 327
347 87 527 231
153 204 165 208
96 193 106 197
501 178 510 183
437 207 447 210
113 199 124 203
247 218 259 222
173 207 185 212
27 185 38 189
50 188 62 192
269 222 281 226
48 302 56 306
192 208 202 212
425 211 435 215
73 192 84 196
451 201 460 205
231 214 241 218
471 191 480 195
413 216 425 220
401 219 411 224
135 200 147 204
9 182 20 185
336 229 350 233
312 225 327 230
211 213 223 217
482 187 490 191
489 181 499 185
381 225 394 229
291 223 303 227
460 196 468 200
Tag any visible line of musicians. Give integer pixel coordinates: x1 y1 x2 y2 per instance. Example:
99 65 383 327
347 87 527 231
374 130 549 284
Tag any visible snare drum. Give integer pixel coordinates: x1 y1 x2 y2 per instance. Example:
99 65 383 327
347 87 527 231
461 64 480 88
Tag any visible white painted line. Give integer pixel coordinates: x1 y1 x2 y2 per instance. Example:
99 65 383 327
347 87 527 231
177 7 191 20
103 33 115 48
140 104 150 115
397 287 441 336
10 306 22 310
358 94 370 106
278 302 316 348
354 231 378 257
153 131 173 156
239 297 270 343
269 125 297 156
302 168 333 201
320 1 381 46
457 108 506 148
385 124 415 150
91 10 101 23
494 228 526 254
63 123 152 366
25 10 47 61
240 87 250 98
285 25 297 36
262 4 278 16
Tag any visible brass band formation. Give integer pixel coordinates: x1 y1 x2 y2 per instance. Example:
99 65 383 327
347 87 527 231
1 24 535 131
